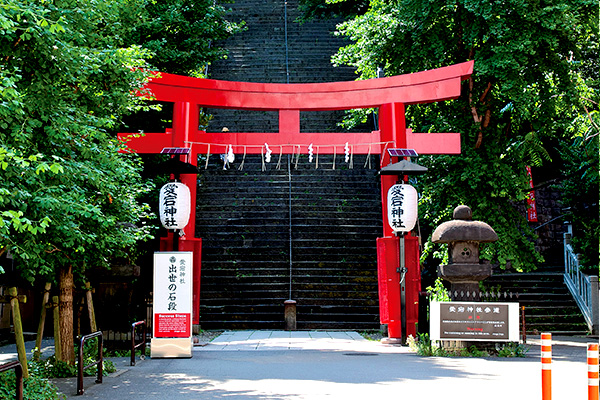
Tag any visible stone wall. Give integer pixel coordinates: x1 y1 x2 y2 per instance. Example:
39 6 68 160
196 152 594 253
207 0 372 134
513 185 566 268
530 187 566 265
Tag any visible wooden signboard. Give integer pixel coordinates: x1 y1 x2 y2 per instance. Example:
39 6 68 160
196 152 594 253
430 301 519 342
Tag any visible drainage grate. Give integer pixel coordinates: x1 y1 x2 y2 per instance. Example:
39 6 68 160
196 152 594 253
343 353 378 357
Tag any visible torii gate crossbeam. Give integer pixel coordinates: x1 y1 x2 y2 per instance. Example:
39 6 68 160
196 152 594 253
119 60 473 339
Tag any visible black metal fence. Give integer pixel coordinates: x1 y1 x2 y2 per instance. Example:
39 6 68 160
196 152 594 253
130 321 147 366
448 290 520 302
77 331 103 396
0 361 23 400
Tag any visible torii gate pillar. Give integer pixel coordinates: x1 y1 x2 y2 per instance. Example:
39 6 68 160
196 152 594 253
377 102 421 342
158 101 202 328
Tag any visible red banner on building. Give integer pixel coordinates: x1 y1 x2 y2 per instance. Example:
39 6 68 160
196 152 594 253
526 166 538 222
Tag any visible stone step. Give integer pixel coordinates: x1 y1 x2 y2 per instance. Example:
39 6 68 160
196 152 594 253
196 153 382 329
199 171 379 180
196 200 382 210
196 219 382 228
199 237 378 247
196 210 383 219
201 246 377 256
201 253 377 262
198 232 379 241
484 271 589 335
199 189 382 197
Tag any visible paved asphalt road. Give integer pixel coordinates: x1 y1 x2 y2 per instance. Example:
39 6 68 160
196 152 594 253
1 331 596 399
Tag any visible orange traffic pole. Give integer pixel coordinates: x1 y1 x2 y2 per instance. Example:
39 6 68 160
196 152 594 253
541 332 552 400
589 343 599 400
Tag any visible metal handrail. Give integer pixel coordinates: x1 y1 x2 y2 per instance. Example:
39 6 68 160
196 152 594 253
564 230 599 335
131 321 147 366
0 361 23 400
77 331 103 396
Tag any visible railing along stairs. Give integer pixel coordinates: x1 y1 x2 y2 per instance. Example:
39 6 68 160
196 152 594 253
563 224 599 335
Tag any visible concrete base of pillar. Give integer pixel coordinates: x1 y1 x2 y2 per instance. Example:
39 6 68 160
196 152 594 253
381 337 404 346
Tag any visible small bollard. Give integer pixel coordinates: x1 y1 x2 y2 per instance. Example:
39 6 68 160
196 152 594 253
284 300 297 331
541 332 552 400
589 343 599 400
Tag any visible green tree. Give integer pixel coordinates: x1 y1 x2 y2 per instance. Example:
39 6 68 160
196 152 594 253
556 21 599 273
118 0 245 136
332 0 598 271
0 0 155 363
124 0 244 77
557 74 599 273
298 0 368 22
1 0 243 363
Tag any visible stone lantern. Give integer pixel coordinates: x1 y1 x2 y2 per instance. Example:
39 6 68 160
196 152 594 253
432 205 498 297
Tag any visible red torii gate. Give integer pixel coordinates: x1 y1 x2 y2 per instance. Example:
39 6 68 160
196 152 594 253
119 60 473 339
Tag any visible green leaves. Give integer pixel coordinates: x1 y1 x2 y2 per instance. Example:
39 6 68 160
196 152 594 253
333 0 597 271
122 0 244 77
0 0 158 282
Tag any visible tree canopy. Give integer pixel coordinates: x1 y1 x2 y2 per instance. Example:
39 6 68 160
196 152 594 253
0 0 241 362
0 0 156 280
123 0 244 77
330 0 598 271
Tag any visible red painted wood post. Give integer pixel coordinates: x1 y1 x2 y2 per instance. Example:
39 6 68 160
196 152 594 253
404 235 421 338
376 237 402 341
172 101 203 327
589 343 599 400
378 102 406 239
377 102 405 341
541 332 552 400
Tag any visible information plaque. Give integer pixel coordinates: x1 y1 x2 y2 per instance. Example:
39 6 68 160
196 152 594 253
430 301 519 342
151 251 193 358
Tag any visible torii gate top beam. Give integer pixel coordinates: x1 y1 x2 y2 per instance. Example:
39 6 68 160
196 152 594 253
145 61 473 111
120 61 473 156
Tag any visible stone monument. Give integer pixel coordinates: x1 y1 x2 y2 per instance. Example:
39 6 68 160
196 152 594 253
432 205 498 298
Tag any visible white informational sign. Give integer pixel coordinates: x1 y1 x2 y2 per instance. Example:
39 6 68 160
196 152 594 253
159 182 191 230
387 184 418 232
152 251 193 358
430 301 519 342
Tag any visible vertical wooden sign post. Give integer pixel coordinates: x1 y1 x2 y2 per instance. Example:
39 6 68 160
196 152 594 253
34 283 51 361
151 251 193 358
84 282 97 333
52 295 62 362
8 287 29 378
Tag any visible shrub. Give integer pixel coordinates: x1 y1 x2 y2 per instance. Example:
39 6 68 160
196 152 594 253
0 361 65 400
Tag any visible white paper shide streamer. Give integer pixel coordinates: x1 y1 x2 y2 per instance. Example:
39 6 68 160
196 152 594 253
344 142 350 163
227 145 235 164
264 143 272 163
308 143 314 163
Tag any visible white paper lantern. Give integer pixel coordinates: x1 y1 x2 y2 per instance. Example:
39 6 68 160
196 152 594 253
387 184 418 232
159 182 191 230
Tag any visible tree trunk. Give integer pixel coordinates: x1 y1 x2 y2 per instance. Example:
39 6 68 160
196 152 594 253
52 296 62 362
58 265 75 364
34 282 51 361
8 287 29 379
85 282 97 332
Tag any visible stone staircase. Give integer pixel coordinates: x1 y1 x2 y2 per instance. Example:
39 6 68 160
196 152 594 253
196 154 382 330
484 269 590 335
